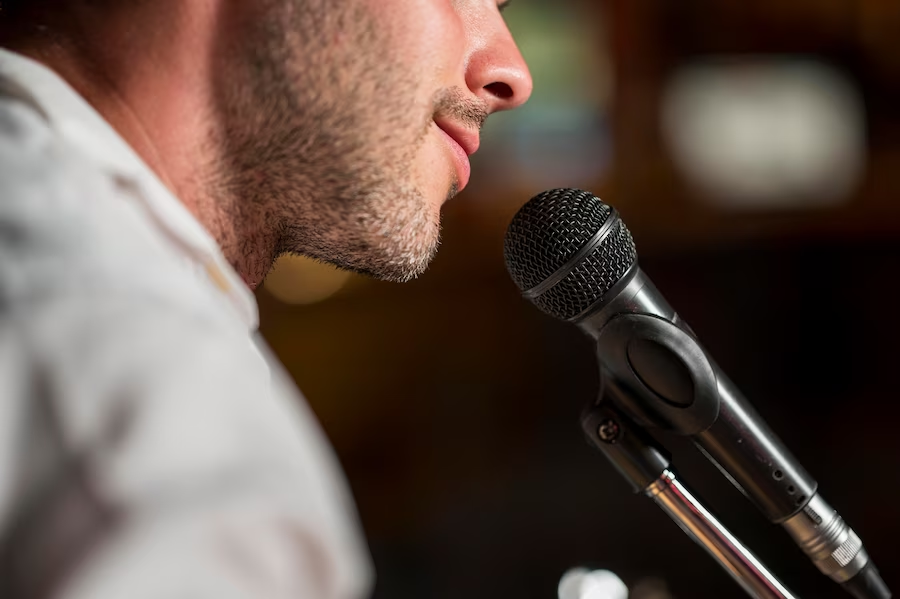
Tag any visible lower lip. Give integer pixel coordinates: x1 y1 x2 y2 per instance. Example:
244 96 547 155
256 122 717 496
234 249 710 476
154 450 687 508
438 127 471 191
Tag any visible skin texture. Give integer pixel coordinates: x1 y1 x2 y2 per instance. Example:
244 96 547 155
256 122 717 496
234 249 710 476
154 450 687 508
0 0 532 287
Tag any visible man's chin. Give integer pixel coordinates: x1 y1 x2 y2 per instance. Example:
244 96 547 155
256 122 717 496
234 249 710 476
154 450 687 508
337 252 437 283
279 179 445 283
310 228 441 284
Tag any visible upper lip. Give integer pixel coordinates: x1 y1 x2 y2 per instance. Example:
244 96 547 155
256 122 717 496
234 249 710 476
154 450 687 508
435 119 481 156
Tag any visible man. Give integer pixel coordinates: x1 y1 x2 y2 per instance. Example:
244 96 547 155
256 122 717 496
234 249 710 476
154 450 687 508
0 1 531 598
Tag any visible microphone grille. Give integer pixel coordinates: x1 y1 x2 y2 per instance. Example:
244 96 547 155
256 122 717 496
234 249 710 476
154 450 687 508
503 189 637 320
504 189 613 291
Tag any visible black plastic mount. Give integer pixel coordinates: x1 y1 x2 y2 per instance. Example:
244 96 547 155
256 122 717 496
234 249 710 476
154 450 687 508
596 313 721 435
581 401 671 493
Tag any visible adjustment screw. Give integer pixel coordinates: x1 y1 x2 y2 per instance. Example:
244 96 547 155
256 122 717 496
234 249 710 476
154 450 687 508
598 419 621 444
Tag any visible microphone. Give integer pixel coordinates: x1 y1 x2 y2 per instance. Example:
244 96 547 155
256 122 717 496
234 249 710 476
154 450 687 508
503 189 890 599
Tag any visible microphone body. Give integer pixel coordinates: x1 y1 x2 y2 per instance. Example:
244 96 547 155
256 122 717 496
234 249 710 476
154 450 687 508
580 265 815 521
579 265 870 586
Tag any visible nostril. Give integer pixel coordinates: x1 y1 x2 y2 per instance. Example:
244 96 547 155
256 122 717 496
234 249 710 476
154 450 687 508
485 81 514 100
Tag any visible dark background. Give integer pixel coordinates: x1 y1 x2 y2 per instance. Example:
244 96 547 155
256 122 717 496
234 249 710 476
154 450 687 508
258 1 900 597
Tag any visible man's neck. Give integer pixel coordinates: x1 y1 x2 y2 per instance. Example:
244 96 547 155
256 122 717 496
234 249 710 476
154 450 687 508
0 4 272 288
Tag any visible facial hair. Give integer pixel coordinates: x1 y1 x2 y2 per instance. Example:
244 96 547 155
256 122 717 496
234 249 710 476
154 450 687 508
207 0 487 284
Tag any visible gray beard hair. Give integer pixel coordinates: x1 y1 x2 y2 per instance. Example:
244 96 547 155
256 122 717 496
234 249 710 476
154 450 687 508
206 0 444 284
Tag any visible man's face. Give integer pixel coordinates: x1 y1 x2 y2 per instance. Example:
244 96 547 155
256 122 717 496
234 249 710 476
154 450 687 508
212 0 531 282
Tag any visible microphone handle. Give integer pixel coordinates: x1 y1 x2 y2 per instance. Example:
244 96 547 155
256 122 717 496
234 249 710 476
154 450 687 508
578 267 883 590
697 367 816 522
580 267 815 521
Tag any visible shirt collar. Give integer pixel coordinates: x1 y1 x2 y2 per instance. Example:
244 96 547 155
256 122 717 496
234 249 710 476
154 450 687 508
0 49 259 331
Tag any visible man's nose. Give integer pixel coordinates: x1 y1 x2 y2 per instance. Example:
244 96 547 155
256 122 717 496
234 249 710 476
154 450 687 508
466 16 533 114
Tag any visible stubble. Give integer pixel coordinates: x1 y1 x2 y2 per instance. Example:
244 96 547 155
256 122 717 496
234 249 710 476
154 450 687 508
207 0 443 284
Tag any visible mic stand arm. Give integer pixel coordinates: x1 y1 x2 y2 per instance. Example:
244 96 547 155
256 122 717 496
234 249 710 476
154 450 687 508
582 402 798 599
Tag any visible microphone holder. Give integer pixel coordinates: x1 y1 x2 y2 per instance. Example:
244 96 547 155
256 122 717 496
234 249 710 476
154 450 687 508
582 402 798 599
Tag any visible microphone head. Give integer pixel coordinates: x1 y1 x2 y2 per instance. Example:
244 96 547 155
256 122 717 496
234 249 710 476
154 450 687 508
503 188 637 321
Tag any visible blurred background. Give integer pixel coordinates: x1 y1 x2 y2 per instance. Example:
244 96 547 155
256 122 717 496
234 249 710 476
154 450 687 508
258 0 900 597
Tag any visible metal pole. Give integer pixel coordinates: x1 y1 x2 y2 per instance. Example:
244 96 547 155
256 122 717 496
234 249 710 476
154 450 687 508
645 470 797 599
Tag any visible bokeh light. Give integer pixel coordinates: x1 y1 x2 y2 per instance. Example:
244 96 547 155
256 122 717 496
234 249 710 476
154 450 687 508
661 58 866 210
263 254 355 305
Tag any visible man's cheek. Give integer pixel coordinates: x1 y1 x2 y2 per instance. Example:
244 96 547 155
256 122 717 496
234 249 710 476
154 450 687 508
372 0 467 80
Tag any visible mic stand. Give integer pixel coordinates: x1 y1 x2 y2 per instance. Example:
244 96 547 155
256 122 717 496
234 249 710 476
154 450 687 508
582 402 798 599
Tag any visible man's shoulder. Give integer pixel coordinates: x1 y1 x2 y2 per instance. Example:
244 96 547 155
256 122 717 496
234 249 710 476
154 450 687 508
0 88 63 183
0 92 203 311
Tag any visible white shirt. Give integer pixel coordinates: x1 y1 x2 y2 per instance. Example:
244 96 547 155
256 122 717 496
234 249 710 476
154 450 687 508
0 49 373 599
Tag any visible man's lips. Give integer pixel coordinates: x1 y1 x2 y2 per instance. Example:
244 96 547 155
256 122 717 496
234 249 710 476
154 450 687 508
435 121 480 192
